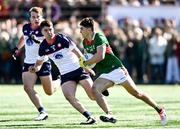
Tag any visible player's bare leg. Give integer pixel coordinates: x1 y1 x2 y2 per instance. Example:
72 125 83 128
92 78 116 123
61 81 96 124
40 75 60 95
23 72 48 121
121 75 167 125
23 72 41 108
79 77 95 100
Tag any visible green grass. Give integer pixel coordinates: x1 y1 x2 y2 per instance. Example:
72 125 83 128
0 85 180 129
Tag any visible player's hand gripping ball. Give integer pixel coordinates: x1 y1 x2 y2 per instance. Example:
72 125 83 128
84 53 96 68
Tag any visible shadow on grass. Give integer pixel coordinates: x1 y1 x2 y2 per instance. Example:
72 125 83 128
0 118 35 122
0 120 11 122
52 120 180 128
1 119 179 129
3 124 45 129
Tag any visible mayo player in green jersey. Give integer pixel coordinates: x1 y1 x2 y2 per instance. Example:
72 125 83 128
79 17 167 126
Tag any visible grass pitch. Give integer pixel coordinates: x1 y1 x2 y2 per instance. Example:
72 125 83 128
0 84 180 129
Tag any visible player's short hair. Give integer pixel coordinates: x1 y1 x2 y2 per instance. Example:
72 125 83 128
29 7 43 17
80 17 94 31
40 20 53 30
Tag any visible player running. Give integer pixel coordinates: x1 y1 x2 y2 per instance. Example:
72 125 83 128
11 7 60 121
79 17 167 125
29 20 96 124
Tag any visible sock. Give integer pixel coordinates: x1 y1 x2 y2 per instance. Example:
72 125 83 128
106 111 113 115
155 106 162 113
83 111 91 118
38 107 45 113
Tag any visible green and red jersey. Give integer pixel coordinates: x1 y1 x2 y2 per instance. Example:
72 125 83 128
82 32 124 74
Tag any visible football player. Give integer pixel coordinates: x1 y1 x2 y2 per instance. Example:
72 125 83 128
79 17 167 125
11 7 60 121
29 20 96 124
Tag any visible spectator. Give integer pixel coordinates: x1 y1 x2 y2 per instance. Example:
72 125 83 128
148 27 167 84
43 0 61 23
165 31 180 84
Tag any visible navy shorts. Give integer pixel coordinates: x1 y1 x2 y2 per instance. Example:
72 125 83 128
61 67 90 85
22 61 51 77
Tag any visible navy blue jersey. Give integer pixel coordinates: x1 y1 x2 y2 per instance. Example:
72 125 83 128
22 23 45 63
39 33 72 56
23 23 43 38
39 33 80 75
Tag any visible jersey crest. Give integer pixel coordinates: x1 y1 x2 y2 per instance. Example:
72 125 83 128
53 52 63 59
26 38 34 46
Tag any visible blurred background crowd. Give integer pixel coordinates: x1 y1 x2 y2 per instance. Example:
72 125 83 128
0 0 180 84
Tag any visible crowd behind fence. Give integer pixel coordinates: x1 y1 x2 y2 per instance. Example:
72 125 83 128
0 0 180 84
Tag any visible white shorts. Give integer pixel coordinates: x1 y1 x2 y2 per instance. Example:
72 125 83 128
98 68 128 84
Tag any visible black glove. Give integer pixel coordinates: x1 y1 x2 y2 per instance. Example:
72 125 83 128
30 35 41 44
11 47 18 60
11 47 18 55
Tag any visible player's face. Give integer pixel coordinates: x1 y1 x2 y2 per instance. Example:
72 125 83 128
30 12 42 26
80 26 89 38
42 26 54 39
